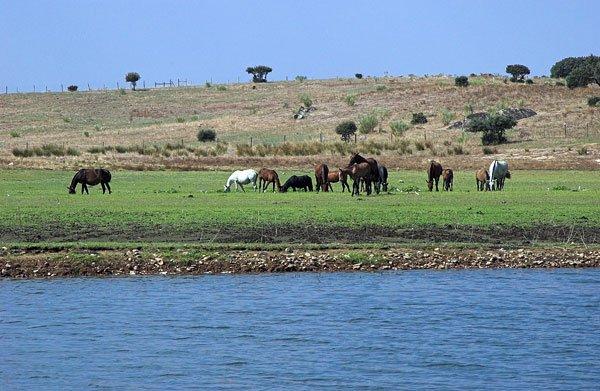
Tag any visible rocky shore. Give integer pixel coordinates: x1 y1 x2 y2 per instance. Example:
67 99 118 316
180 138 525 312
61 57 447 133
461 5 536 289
1 247 599 279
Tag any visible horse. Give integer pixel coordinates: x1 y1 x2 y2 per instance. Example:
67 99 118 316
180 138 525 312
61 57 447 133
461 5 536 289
426 160 443 191
349 153 381 194
378 165 389 192
326 169 350 192
279 175 313 192
224 169 258 192
258 168 281 192
345 163 372 196
476 169 490 191
488 160 510 191
68 168 112 194
314 163 329 192
442 168 454 191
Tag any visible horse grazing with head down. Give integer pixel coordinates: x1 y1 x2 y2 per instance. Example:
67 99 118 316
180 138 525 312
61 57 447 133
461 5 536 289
426 161 443 191
68 168 112 194
488 160 510 191
326 169 350 192
378 165 389 192
476 169 490 191
224 169 257 192
349 153 381 194
442 168 454 191
280 175 313 192
314 163 329 192
258 168 281 192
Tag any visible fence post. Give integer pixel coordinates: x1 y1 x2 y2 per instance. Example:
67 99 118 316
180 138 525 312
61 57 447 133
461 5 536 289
117 82 120 89
88 83 91 91
424 130 427 140
5 86 7 94
61 84 64 92
563 123 567 138
45 86 48 92
250 137 253 148
143 81 145 89
283 135 286 142
320 133 323 143
354 133 357 143
33 85 36 93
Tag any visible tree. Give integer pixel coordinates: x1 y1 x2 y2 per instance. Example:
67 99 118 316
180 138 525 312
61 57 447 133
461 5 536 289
506 64 530 82
465 113 516 145
355 73 363 79
455 76 469 87
246 65 272 83
551 56 588 78
565 61 600 89
125 72 140 90
335 120 357 142
67 85 78 92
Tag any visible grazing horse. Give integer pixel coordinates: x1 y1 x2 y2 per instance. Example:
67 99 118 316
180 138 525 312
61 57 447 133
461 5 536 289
326 169 351 192
426 160 443 191
314 163 329 192
280 175 313 192
345 163 372 196
68 168 112 194
488 160 510 191
224 169 258 192
258 168 281 192
476 169 490 191
349 153 381 194
378 165 389 192
442 168 454 191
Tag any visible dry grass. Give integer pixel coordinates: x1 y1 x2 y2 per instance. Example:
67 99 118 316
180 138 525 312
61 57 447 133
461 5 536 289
1 76 598 169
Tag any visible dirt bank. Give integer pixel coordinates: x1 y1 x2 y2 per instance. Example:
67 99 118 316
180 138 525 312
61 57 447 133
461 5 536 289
1 247 598 279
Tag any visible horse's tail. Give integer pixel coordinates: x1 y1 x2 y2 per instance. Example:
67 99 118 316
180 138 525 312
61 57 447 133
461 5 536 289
275 174 281 190
321 164 328 191
100 168 111 183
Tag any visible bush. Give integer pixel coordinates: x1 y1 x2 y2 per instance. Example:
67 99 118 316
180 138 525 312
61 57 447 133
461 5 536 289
176 117 185 123
551 55 600 88
375 85 388 92
67 85 78 92
414 141 425 151
299 93 313 107
588 96 600 107
410 112 427 125
466 113 516 145
216 85 227 91
125 72 140 90
344 94 356 106
441 109 455 126
197 128 216 142
482 146 497 155
455 76 469 87
355 73 363 79
390 120 409 135
205 82 212 88
12 144 79 157
246 65 272 83
358 113 378 134
295 75 307 82
506 64 530 82
10 131 20 138
335 120 357 142
525 79 534 85
578 147 588 155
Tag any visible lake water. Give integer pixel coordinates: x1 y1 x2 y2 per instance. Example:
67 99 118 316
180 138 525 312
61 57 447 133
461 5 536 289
1 269 599 390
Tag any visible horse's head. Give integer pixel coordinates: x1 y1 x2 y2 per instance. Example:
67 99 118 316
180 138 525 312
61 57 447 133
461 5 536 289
426 180 434 191
382 182 388 192
349 153 362 165
505 170 511 179
223 184 230 192
68 186 76 194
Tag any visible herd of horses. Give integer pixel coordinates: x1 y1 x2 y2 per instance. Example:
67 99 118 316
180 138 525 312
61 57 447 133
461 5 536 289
67 154 511 195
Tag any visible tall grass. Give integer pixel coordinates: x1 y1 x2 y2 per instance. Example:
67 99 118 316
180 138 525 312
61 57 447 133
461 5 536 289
13 144 80 157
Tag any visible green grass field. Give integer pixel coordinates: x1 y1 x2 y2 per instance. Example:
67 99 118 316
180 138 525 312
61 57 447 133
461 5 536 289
1 169 598 248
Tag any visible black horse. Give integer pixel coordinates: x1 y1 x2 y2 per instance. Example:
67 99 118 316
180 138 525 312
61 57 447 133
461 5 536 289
349 153 381 194
68 168 112 194
279 175 313 192
378 165 389 192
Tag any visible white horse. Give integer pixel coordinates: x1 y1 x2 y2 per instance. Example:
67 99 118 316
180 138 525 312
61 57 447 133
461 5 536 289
224 169 258 192
488 160 510 191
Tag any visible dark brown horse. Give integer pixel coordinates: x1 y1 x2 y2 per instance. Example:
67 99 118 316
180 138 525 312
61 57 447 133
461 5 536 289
326 169 350 192
258 168 281 192
442 168 454 191
68 168 112 194
476 169 490 191
314 163 329 192
344 163 372 196
349 153 380 194
426 161 443 191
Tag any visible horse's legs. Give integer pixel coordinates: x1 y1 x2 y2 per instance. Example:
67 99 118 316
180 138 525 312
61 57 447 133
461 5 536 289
83 183 89 194
435 178 439 192
239 183 245 192
101 182 106 194
105 182 111 194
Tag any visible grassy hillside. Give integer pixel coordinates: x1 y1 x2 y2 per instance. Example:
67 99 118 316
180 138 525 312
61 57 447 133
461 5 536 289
1 169 598 247
1 76 598 170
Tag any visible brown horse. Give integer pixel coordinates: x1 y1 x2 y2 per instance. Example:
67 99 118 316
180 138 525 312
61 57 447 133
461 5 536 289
345 163 372 196
442 168 454 191
258 168 281 192
426 160 443 191
68 168 112 194
326 169 351 192
349 153 380 194
314 163 329 192
476 169 490 191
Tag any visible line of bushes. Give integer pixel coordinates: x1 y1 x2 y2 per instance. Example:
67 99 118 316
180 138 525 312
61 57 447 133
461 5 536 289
12 144 80 157
235 140 415 157
87 142 227 157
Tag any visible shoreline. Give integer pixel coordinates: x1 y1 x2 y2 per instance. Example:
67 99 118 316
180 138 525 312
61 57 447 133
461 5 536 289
1 247 599 279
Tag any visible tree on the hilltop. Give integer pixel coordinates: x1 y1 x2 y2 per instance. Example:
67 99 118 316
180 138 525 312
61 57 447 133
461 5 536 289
335 120 357 142
125 72 141 90
550 55 600 88
246 66 272 83
455 76 469 87
551 56 588 78
506 64 530 82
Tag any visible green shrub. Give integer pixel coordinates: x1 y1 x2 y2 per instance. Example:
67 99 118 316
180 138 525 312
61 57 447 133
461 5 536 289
455 76 469 87
525 79 534 85
578 146 588 155
344 94 356 106
67 85 78 92
375 85 388 92
358 113 378 134
176 117 185 123
482 146 497 155
299 93 313 107
441 109 455 126
10 131 20 138
588 96 600 107
335 120 357 142
83 131 90 137
197 128 216 142
410 112 427 125
13 144 79 157
390 120 409 135
295 75 307 82
205 82 212 88
355 73 363 79
216 85 227 91
466 113 516 145
414 141 425 151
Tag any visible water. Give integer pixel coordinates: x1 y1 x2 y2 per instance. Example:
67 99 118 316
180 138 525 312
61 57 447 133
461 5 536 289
1 269 599 390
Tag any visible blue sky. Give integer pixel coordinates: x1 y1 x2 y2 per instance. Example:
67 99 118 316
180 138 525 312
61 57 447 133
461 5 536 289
1 0 598 91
